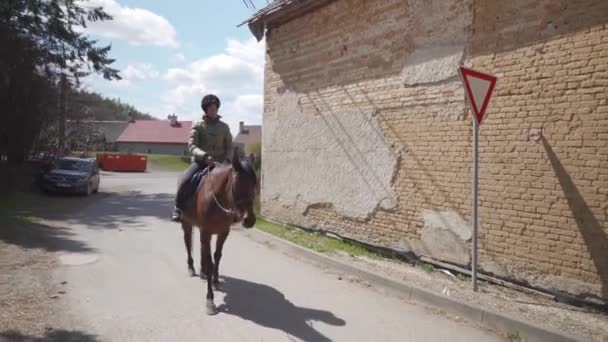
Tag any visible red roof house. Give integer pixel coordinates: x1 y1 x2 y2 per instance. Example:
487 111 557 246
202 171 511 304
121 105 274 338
234 121 262 155
116 115 192 155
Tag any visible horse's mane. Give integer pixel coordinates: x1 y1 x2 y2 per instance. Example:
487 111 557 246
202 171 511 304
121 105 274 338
238 159 257 185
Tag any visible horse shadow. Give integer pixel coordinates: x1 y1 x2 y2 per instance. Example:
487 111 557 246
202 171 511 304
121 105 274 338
218 276 346 342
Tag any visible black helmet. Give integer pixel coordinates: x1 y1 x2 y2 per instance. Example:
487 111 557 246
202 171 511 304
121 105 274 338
201 94 221 113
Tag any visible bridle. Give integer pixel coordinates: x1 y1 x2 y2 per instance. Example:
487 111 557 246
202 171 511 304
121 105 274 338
206 166 252 217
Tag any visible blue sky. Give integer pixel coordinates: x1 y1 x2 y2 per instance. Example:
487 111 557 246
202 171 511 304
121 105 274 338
82 0 267 134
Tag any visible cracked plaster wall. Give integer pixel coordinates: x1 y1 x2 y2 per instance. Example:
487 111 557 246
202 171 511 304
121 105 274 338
262 0 474 262
262 91 398 223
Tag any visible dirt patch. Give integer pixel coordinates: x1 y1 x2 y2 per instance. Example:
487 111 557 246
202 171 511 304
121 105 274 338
0 239 62 338
329 251 608 341
0 190 100 339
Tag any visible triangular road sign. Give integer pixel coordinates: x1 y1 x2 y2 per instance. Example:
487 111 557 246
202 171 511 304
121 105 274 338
459 67 497 125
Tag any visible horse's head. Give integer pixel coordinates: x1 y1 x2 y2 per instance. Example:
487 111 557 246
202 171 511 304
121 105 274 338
230 149 258 228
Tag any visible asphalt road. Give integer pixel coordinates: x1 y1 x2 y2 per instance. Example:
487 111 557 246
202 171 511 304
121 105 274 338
22 169 504 342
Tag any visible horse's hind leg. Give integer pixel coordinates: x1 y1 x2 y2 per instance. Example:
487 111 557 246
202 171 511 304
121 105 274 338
182 223 195 277
201 231 217 315
213 230 229 290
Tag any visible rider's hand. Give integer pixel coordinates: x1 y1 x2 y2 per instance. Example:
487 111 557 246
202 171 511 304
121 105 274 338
205 155 214 165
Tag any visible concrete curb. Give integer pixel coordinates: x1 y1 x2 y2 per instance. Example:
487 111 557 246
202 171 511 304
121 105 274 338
245 228 583 342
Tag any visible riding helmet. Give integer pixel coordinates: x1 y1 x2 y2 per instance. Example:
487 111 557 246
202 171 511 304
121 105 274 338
201 94 221 113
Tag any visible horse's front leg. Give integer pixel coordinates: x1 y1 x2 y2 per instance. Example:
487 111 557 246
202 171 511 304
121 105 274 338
201 231 217 315
182 223 195 277
200 229 207 279
213 230 229 290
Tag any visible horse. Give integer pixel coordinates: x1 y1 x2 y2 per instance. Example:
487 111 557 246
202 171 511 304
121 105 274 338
180 149 258 315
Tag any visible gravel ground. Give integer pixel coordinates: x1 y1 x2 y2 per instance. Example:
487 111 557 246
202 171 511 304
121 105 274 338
0 238 61 340
327 251 608 342
0 210 92 341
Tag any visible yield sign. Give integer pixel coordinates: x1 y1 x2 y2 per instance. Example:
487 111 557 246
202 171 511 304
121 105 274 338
458 67 497 125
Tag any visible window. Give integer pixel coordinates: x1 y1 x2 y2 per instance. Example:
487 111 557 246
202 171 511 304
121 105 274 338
55 159 92 173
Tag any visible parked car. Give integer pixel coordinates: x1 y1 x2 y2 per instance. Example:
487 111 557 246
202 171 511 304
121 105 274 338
39 157 100 195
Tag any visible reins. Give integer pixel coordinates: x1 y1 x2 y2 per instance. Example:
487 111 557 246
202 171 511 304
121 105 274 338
205 166 236 216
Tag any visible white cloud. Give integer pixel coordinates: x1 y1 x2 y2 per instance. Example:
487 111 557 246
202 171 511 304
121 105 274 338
81 0 178 48
161 37 265 134
174 53 186 62
81 63 160 91
223 94 263 134
123 63 160 80
111 79 133 88
164 68 193 83
225 38 265 65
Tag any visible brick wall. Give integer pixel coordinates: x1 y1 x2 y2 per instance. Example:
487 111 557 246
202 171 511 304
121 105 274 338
468 0 608 297
261 0 608 299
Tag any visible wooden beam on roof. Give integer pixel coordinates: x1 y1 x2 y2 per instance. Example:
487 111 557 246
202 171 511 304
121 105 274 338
238 0 335 41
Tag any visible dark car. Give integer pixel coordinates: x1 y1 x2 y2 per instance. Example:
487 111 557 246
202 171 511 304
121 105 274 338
39 157 100 195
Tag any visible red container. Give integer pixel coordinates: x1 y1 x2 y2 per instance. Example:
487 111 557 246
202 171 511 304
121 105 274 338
97 153 147 172
96 154 104 169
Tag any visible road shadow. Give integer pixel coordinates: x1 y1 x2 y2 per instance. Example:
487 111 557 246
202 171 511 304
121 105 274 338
52 191 174 230
0 329 100 342
0 217 94 253
0 188 173 251
218 276 346 342
542 137 608 299
8 191 174 231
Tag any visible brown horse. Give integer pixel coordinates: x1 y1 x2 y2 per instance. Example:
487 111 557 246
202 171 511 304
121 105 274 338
180 149 258 315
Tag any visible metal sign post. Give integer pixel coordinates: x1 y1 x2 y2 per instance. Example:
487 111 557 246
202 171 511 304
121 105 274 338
458 66 497 292
472 117 479 290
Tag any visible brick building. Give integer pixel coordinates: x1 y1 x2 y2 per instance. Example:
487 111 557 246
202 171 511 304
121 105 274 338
243 0 608 300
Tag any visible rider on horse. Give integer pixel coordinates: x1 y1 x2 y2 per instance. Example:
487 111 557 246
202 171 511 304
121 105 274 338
171 94 234 222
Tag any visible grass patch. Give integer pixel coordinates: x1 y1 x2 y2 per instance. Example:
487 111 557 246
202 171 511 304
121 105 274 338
506 331 522 342
421 263 436 273
255 218 383 259
0 191 46 222
146 154 190 171
0 188 100 222
13 215 42 223
0 191 42 213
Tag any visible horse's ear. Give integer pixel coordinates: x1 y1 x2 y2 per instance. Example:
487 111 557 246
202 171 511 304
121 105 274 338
232 148 242 170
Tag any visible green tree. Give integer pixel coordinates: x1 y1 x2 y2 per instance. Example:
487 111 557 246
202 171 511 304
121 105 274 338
0 0 120 164
70 90 153 121
0 0 120 82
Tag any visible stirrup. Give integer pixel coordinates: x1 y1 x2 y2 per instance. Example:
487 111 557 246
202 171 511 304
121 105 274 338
171 208 183 222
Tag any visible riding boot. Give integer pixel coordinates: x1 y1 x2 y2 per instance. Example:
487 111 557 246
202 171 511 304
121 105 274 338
171 161 205 222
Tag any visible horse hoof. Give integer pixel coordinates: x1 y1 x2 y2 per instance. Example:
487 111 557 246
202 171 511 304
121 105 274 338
206 300 218 316
213 282 220 291
189 269 196 277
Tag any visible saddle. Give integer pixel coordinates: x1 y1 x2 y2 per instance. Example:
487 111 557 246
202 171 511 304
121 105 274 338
183 162 218 209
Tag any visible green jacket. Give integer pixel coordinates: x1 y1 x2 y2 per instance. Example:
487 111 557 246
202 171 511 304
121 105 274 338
188 116 233 163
